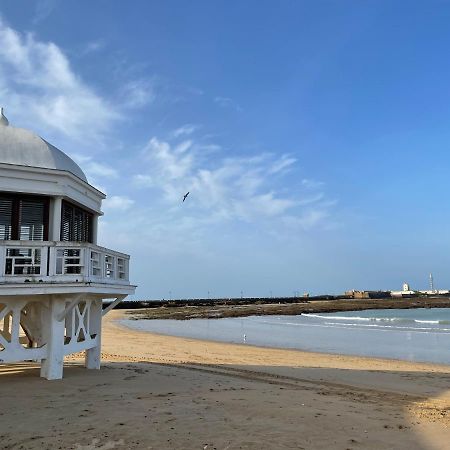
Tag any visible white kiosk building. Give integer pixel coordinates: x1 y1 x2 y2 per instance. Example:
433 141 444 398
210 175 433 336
0 108 135 379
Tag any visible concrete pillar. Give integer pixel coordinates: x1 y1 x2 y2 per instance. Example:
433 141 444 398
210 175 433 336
50 197 63 241
85 299 102 370
40 297 66 380
91 215 99 245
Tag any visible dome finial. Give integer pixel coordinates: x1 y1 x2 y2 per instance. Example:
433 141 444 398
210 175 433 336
0 107 9 126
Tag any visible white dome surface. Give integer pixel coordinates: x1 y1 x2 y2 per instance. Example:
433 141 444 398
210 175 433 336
0 111 87 182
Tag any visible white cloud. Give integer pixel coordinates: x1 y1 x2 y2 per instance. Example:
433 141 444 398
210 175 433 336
269 154 297 174
85 161 119 179
174 139 193 154
234 192 296 219
103 195 135 211
132 174 153 187
142 137 194 186
0 17 119 142
133 135 331 226
72 154 118 180
121 78 155 109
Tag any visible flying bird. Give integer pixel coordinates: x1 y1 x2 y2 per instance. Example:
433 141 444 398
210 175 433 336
182 191 190 202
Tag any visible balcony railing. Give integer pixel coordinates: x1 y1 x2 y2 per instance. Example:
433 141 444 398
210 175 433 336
0 241 130 285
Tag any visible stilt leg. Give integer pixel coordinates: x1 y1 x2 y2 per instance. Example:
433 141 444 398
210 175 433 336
40 298 65 380
85 299 102 370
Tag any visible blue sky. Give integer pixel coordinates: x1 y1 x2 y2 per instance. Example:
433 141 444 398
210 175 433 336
1 1 450 298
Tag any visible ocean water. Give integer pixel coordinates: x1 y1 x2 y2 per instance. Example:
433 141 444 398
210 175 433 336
121 308 450 365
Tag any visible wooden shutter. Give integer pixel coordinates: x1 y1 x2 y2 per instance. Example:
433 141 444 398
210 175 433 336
61 202 73 241
0 197 13 240
61 201 93 243
19 199 45 240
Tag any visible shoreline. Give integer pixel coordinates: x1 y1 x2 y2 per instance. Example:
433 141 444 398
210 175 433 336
116 315 450 369
105 310 450 374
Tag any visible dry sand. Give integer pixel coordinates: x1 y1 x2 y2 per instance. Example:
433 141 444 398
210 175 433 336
1 309 450 449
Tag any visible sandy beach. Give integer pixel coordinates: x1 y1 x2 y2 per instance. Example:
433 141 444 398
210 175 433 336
1 309 450 450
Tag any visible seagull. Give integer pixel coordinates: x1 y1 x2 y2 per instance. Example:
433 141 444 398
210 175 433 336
182 191 190 202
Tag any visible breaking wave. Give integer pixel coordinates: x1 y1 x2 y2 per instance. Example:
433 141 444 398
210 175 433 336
303 313 450 325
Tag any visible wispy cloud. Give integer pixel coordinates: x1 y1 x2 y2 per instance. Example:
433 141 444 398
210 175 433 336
269 154 297 174
171 124 200 138
81 39 107 56
121 78 155 109
131 174 153 188
132 135 331 226
302 178 325 190
33 0 58 24
0 17 119 142
141 137 194 188
72 154 119 181
214 96 242 112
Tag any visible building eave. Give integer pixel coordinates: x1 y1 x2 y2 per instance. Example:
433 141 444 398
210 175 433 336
0 282 136 298
0 163 105 214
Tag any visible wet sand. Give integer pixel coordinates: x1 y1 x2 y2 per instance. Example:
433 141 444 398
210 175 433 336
1 309 450 449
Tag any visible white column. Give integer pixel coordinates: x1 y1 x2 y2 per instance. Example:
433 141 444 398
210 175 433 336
50 197 63 241
0 245 5 281
91 215 99 245
40 297 66 380
85 298 102 370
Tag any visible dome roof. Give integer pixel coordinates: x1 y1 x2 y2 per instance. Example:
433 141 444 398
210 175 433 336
0 109 87 182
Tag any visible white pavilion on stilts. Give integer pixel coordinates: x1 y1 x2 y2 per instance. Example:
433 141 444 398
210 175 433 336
0 108 135 380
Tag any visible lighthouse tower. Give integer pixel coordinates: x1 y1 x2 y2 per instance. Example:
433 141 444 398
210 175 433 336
0 108 135 379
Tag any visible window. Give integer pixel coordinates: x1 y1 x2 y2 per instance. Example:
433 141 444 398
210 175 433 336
0 194 48 241
61 201 93 243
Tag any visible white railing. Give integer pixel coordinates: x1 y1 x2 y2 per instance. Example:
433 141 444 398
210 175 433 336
0 241 130 285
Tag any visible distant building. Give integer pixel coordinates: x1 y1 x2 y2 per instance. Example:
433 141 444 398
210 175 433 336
391 290 416 297
419 289 450 295
345 290 390 299
418 274 450 295
391 282 416 298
